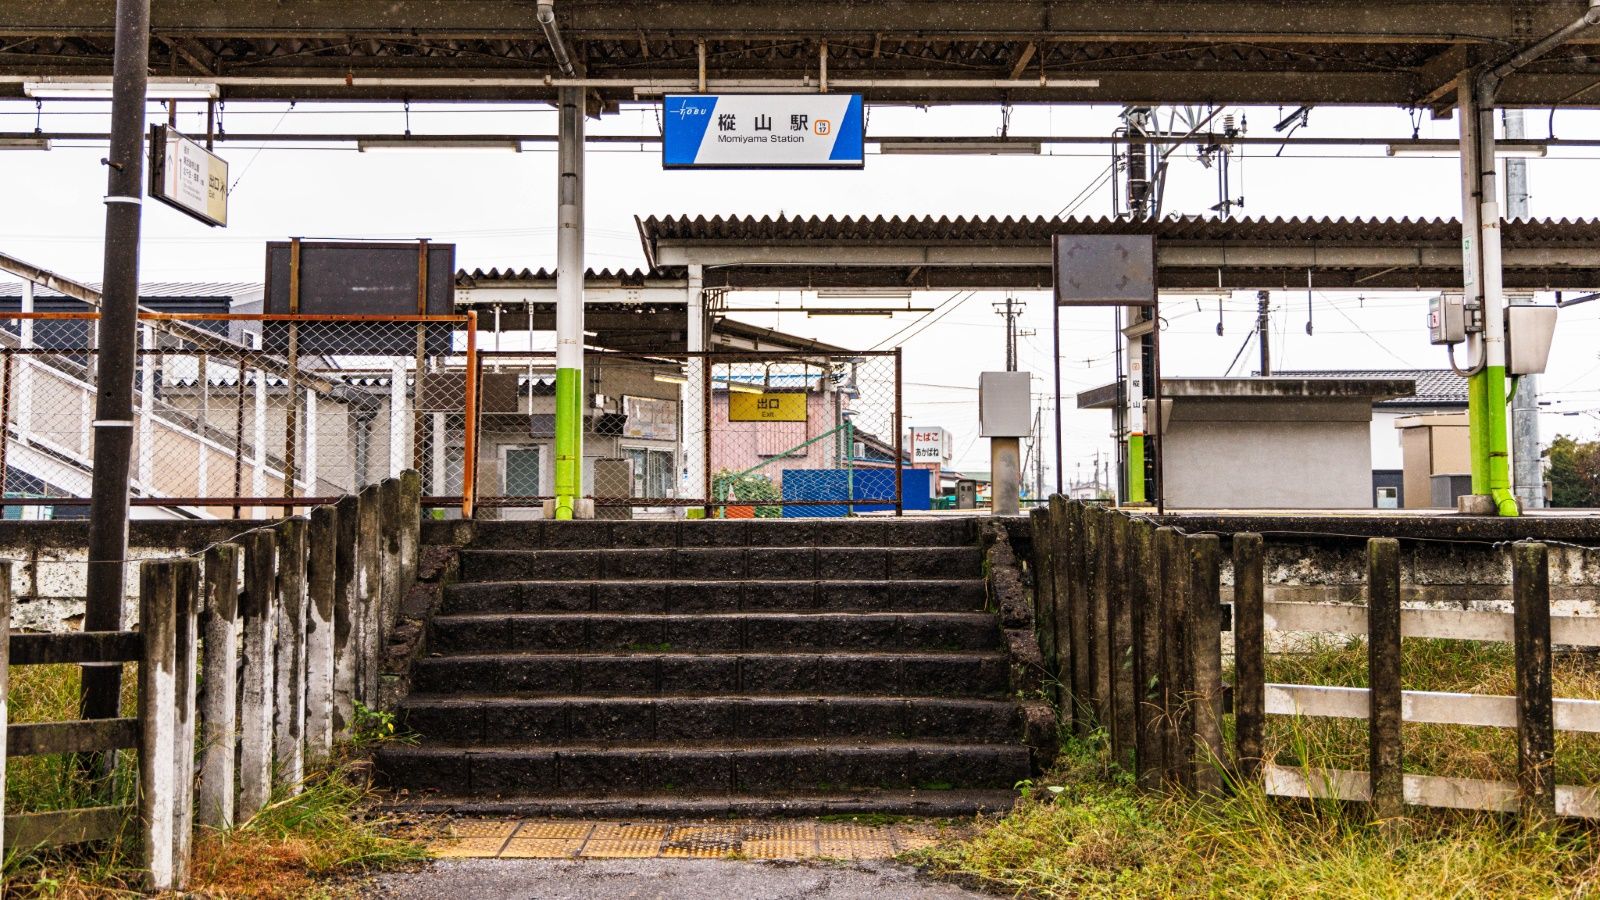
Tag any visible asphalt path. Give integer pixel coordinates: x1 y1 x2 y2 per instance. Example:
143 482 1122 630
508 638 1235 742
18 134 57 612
359 857 992 899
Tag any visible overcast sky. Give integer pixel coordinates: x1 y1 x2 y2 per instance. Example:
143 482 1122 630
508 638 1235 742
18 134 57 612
3 99 1599 478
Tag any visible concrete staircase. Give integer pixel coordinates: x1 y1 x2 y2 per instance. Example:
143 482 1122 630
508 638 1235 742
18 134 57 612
377 518 1035 817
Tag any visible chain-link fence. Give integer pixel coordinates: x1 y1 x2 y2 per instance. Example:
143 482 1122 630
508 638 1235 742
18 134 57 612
0 312 478 519
0 322 902 520
469 349 903 519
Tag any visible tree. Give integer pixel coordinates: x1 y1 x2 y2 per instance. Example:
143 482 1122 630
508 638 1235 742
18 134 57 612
1545 435 1600 508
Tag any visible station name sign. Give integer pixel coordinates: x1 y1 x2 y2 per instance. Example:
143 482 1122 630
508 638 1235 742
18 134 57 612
149 125 229 228
663 95 865 169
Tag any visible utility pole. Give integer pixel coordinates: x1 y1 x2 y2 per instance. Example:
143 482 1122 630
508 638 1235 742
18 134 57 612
83 0 151 725
1256 290 1272 376
1505 109 1544 509
993 295 1031 372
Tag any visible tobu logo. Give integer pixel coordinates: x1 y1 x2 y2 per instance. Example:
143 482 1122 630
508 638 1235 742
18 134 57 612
814 119 832 136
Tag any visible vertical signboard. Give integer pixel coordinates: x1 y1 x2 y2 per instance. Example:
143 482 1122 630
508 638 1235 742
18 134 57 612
148 125 229 228
663 95 865 169
911 427 949 464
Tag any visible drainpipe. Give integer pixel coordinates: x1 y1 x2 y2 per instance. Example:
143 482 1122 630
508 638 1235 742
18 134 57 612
536 1 577 78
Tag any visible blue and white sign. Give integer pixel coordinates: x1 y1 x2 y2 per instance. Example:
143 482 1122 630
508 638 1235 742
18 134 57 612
663 95 865 169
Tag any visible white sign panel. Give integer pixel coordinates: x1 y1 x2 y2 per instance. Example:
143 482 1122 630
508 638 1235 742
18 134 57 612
663 95 865 169
912 427 950 463
150 125 228 227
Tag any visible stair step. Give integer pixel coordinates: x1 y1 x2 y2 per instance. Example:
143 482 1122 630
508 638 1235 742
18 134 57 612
430 612 1001 655
441 579 988 615
383 789 1017 820
443 518 977 552
376 741 1031 796
396 695 1021 745
412 651 1011 697
457 546 982 583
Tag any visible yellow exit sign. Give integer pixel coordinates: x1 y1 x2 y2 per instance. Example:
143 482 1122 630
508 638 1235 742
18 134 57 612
729 392 808 422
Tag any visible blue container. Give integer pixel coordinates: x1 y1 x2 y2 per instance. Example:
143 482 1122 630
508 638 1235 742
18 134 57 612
780 468 932 517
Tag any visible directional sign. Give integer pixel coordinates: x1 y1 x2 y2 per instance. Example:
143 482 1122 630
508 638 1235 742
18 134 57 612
149 125 229 228
1052 234 1156 307
663 95 865 169
729 392 809 422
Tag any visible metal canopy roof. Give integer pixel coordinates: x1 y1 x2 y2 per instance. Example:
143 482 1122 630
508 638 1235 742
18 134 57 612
638 214 1600 291
4 2 1600 106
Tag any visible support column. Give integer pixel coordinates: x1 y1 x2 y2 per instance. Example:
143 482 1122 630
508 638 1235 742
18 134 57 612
1459 77 1518 517
1505 109 1544 510
683 264 706 513
992 436 1021 515
1123 319 1147 505
83 0 151 723
553 86 586 520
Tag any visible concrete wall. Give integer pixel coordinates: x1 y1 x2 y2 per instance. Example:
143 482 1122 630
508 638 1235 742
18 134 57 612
1165 397 1374 509
0 520 272 632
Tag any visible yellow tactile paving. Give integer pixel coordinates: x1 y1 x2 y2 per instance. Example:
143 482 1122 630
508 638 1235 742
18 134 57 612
500 838 586 858
513 821 595 840
589 822 671 842
448 820 520 840
579 839 664 858
743 840 816 859
426 818 935 860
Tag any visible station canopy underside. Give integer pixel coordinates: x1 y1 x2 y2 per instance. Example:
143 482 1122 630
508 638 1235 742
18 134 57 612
630 215 1600 292
5 1 1600 107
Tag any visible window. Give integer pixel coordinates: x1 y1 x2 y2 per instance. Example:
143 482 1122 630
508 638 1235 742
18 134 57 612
625 447 677 499
1375 486 1399 510
504 446 543 497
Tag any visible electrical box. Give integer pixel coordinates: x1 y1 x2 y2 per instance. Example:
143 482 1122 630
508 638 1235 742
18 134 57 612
1506 304 1559 375
1429 293 1466 345
979 371 1033 437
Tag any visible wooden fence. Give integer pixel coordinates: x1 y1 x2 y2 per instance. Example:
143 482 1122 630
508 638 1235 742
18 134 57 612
1030 498 1600 821
0 471 421 891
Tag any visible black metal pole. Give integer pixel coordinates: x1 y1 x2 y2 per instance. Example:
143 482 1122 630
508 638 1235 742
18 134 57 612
1053 304 1063 496
82 0 151 723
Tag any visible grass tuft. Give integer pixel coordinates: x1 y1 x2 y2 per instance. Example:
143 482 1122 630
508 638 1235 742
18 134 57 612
919 640 1600 898
4 663 428 898
916 737 1600 899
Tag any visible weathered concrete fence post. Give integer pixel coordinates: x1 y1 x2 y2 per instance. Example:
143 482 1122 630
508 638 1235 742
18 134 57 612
171 559 200 887
237 528 278 819
0 561 11 853
1185 534 1225 794
197 544 240 830
357 482 384 706
273 516 309 790
1513 541 1556 822
137 559 198 892
305 505 338 762
332 494 360 738
1231 533 1266 783
1366 537 1403 823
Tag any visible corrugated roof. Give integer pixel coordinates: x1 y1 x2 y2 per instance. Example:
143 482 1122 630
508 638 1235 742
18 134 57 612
1270 369 1469 408
0 282 260 301
455 267 679 286
638 214 1600 252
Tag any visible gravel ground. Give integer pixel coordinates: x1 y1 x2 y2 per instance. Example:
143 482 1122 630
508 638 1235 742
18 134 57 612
359 857 990 899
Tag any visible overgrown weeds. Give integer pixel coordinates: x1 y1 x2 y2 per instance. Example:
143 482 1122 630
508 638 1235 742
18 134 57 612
3 664 428 898
918 736 1600 899
919 640 1600 898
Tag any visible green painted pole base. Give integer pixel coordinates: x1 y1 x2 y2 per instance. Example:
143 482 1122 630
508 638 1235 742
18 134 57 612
1127 433 1146 504
1467 364 1519 518
553 366 582 520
